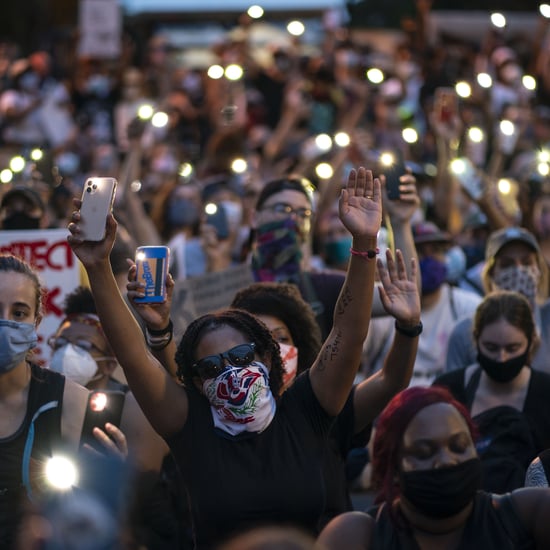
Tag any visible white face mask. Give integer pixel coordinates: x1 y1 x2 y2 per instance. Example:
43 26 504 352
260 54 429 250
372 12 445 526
202 362 276 437
278 343 298 390
49 344 99 387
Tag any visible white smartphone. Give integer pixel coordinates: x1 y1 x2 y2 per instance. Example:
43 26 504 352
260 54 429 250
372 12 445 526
79 177 117 241
449 157 484 201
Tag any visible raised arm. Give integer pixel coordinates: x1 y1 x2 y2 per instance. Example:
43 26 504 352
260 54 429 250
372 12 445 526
371 172 421 317
67 207 188 438
353 249 420 433
309 167 382 416
126 262 179 380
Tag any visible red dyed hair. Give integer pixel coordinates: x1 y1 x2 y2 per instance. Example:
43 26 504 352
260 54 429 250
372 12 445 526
371 386 478 509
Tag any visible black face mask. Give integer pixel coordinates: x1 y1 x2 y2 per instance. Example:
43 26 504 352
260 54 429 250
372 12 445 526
399 458 482 518
2 212 40 230
477 349 528 383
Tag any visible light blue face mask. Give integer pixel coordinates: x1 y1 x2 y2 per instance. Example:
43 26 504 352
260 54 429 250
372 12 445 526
0 320 38 373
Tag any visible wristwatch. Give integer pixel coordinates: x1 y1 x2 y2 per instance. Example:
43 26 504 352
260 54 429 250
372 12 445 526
394 320 423 337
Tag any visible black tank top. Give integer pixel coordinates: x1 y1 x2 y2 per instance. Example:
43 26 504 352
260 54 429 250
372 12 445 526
0 363 64 549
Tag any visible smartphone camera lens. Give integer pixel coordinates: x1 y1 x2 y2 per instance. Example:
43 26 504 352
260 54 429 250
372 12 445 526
86 187 92 193
92 184 97 189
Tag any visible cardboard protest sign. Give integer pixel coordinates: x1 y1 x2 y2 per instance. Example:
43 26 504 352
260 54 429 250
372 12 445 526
0 229 81 364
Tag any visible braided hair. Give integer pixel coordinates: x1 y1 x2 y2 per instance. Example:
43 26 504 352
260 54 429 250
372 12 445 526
175 309 285 397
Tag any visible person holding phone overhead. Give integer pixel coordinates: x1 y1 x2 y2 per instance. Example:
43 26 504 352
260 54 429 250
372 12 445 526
68 167 419 548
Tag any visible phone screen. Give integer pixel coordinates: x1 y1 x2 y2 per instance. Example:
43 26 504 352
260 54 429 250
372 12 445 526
450 157 484 200
204 203 230 240
435 87 457 124
80 390 125 453
380 151 406 200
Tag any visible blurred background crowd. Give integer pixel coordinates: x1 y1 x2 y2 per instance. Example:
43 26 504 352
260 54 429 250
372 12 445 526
2 1 550 549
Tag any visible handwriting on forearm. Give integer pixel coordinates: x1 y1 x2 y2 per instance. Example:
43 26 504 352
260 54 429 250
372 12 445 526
336 285 352 316
318 329 343 371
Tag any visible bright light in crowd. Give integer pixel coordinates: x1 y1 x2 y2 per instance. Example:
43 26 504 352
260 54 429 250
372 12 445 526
207 65 224 79
130 180 142 192
205 202 218 215
379 152 395 167
491 12 506 27
468 127 485 143
500 119 515 136
334 132 350 147
450 158 466 175
137 104 154 120
0 169 13 183
477 73 492 88
247 5 264 18
45 455 78 490
425 163 437 177
402 127 418 144
540 3 550 17
287 20 305 36
538 150 550 163
225 64 244 81
315 162 333 179
455 81 471 98
538 162 550 177
30 148 43 161
315 133 332 152
231 158 248 173
498 178 512 195
151 111 168 128
522 75 537 91
366 68 384 84
9 156 25 173
179 162 194 178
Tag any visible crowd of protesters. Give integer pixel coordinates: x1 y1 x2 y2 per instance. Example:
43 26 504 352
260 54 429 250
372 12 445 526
1 1 550 548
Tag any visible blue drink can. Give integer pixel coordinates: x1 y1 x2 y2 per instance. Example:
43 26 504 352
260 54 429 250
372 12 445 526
134 246 170 303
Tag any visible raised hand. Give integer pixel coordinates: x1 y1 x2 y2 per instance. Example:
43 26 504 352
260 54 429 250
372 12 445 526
82 423 128 461
383 172 421 225
339 167 382 239
376 249 420 325
67 198 117 268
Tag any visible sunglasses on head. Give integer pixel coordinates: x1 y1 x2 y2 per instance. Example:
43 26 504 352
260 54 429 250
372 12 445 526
192 343 256 379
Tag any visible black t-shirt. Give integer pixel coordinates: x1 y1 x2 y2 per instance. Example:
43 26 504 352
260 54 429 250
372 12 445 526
319 387 371 529
167 371 333 549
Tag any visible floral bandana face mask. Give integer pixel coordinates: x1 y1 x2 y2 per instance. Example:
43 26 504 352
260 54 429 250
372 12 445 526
202 362 276 437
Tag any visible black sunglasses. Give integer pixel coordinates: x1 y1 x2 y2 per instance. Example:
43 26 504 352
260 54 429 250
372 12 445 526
192 343 256 379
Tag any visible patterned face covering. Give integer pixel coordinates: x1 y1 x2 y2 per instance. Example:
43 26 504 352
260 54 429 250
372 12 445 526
202 362 276 437
492 264 540 307
251 218 303 283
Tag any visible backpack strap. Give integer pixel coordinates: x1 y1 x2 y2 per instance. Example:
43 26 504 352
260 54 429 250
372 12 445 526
464 367 482 410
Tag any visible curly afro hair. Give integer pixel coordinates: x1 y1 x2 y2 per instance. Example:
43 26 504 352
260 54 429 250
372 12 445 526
230 282 321 374
175 308 285 397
